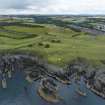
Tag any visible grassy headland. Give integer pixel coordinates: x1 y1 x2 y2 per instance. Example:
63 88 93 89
0 20 105 66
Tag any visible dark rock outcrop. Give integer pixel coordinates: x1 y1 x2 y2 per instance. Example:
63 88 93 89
66 57 105 98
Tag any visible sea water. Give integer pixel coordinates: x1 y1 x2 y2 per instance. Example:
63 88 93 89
0 71 105 105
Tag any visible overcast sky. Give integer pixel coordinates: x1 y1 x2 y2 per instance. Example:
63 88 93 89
0 0 105 15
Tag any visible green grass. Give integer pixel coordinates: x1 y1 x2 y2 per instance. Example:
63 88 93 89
0 23 105 66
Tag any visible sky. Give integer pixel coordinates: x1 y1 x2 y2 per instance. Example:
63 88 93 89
0 0 105 15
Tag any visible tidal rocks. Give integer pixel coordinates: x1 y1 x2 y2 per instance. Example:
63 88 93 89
83 66 105 98
53 71 71 85
86 70 105 99
93 71 105 94
0 54 71 88
66 57 89 77
0 54 47 88
38 78 59 103
66 57 105 99
2 77 7 89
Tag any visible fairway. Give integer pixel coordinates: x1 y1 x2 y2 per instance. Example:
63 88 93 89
0 22 105 66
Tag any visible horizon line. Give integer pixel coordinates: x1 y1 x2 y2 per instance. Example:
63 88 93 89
0 14 105 16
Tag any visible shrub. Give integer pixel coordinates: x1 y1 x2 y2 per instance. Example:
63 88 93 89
38 42 43 46
51 39 56 43
51 39 61 43
56 40 61 43
27 44 33 47
44 44 50 48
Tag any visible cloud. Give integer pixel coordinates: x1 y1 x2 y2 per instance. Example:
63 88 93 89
0 0 105 14
0 0 28 9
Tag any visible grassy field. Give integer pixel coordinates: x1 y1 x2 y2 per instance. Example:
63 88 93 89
0 22 105 66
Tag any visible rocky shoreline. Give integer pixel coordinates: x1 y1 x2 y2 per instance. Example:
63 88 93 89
0 54 72 88
38 78 60 103
0 54 105 101
86 83 105 99
66 57 105 99
38 87 59 103
85 71 105 99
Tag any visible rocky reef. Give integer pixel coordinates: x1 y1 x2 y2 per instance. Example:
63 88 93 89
66 57 105 99
0 54 47 88
85 70 105 98
0 54 72 88
0 54 105 100
38 78 60 103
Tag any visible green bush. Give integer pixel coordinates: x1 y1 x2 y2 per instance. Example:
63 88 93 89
51 39 61 43
44 44 50 48
38 42 43 46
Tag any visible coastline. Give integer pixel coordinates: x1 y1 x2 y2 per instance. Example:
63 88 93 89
38 87 59 103
86 83 105 99
55 77 71 85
